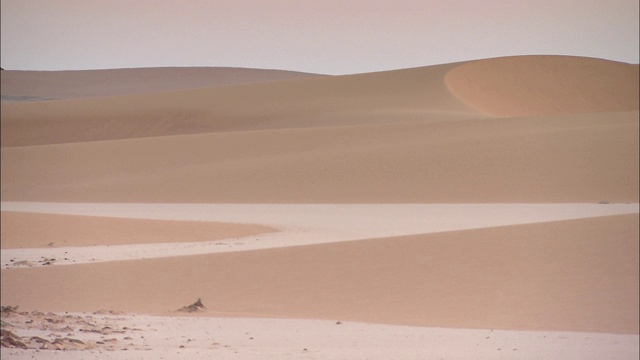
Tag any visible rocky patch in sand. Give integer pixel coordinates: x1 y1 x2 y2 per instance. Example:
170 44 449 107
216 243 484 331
0 305 146 351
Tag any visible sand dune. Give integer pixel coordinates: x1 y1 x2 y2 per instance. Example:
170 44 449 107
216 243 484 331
1 62 482 147
1 55 638 358
445 55 639 116
0 67 324 101
3 55 637 148
2 214 637 334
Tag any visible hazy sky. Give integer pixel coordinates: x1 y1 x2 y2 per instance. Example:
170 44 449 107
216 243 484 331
1 0 638 74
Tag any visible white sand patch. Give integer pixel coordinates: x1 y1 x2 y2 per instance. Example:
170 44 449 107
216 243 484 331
2 202 637 267
1 312 638 360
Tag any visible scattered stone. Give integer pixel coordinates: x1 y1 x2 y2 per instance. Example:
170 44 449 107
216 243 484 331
2 308 146 352
12 260 33 267
177 298 207 313
1 305 19 314
1 329 27 349
93 309 123 315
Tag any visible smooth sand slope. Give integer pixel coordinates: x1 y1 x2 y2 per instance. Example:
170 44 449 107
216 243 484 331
445 56 639 116
2 111 637 203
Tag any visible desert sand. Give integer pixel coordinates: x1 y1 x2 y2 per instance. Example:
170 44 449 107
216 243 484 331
1 55 638 359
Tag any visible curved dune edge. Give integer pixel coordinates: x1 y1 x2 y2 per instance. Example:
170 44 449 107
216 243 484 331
0 211 277 249
444 55 640 117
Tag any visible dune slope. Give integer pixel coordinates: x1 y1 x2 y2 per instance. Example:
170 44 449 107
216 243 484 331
2 111 637 203
2 214 637 334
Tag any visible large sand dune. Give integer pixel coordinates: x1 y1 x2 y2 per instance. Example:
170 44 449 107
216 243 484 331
1 55 638 358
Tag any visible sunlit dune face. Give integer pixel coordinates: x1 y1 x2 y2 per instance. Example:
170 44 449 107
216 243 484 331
445 56 640 117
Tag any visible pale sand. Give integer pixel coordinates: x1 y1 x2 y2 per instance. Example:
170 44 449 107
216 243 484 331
1 312 637 360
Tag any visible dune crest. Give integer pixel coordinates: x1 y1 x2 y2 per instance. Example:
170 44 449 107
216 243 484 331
445 55 640 116
0 67 324 101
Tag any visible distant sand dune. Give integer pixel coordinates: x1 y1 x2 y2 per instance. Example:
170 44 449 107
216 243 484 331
3 56 638 148
0 67 324 101
1 62 481 147
445 55 639 116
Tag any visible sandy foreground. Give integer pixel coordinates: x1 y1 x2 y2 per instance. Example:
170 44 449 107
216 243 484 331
2 55 639 358
1 311 638 360
1 203 638 360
